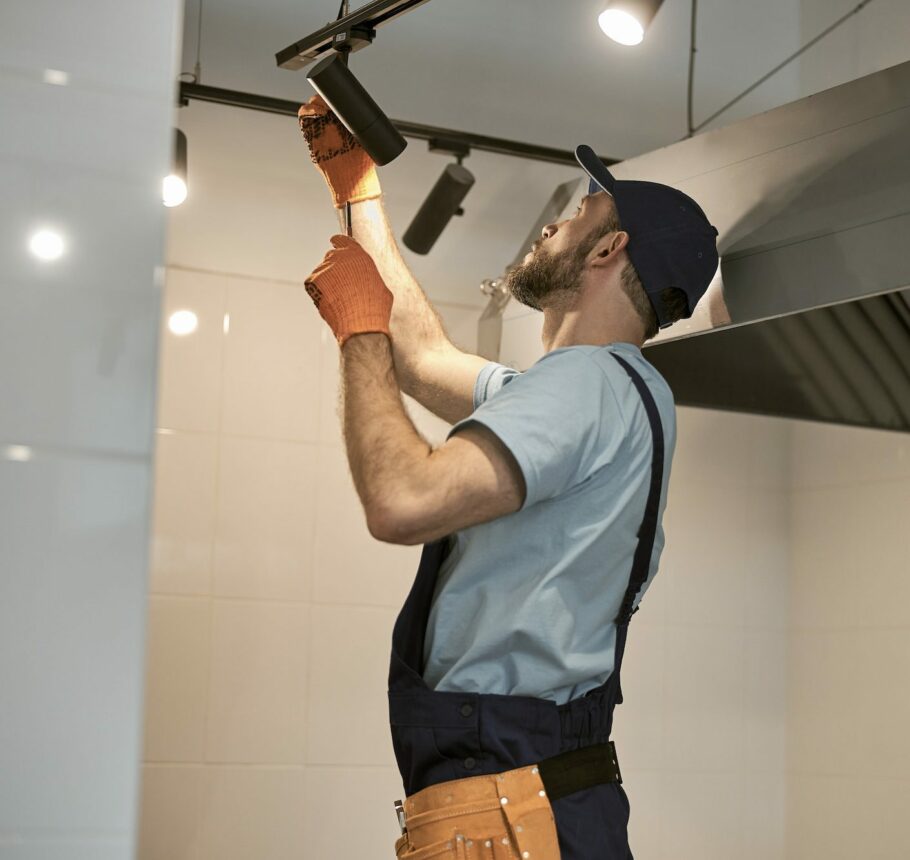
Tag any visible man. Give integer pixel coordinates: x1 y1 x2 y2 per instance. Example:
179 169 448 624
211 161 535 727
299 96 718 859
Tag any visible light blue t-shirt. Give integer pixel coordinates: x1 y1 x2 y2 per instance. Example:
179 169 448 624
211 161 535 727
421 342 677 706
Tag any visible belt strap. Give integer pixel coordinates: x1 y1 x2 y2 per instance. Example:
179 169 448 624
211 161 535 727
537 741 622 800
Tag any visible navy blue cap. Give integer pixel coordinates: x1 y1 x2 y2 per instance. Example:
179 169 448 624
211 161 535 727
575 144 719 330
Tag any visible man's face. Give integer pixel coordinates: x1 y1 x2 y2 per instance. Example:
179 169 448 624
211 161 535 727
505 191 618 311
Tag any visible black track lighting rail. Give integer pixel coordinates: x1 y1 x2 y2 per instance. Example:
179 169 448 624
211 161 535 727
276 0 433 70
179 82 619 168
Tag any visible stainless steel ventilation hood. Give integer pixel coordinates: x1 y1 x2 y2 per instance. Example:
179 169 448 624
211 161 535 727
489 59 910 433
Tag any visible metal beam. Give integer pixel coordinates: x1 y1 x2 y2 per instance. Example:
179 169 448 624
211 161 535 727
178 83 620 167
276 0 433 70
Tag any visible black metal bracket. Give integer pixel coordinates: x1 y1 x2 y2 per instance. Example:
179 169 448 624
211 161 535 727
276 0 432 70
428 137 471 162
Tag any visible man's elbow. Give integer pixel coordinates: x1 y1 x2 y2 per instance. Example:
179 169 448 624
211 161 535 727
365 502 425 546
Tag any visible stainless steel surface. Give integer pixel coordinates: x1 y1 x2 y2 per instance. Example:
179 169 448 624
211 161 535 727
497 60 910 431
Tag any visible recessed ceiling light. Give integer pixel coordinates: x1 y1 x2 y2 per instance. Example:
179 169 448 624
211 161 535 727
43 69 69 86
28 229 65 261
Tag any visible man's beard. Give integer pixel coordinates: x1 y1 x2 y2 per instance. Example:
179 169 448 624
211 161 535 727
505 234 597 312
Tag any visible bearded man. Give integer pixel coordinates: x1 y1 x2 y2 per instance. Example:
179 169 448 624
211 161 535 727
299 95 718 860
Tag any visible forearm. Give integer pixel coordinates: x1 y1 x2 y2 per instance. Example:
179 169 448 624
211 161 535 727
340 332 432 541
346 198 451 391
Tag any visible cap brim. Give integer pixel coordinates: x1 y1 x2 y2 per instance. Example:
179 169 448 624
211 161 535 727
575 144 616 195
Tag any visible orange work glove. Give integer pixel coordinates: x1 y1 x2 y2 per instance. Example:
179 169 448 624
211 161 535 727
297 94 382 209
304 235 393 347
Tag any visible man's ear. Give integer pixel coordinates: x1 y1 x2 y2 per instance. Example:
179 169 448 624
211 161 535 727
590 231 629 269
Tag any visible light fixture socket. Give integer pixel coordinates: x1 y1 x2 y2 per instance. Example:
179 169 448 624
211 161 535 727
306 51 407 165
427 137 471 162
173 129 188 181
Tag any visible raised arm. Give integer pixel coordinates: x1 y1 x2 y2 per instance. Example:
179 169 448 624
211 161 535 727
347 197 488 424
298 95 488 425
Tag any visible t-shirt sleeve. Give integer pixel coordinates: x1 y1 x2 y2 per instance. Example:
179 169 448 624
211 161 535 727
472 361 522 408
450 350 627 510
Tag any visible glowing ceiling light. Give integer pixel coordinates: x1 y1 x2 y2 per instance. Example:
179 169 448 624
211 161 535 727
598 1 665 46
43 68 69 86
168 309 198 336
598 10 644 45
4 445 33 462
162 174 187 207
163 128 188 207
28 229 65 261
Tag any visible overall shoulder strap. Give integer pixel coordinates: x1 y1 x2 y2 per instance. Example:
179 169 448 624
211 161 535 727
610 353 665 625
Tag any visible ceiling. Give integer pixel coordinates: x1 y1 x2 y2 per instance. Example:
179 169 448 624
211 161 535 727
169 0 908 315
170 0 811 306
178 0 805 157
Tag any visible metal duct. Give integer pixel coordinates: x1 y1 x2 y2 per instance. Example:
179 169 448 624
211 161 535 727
490 59 910 432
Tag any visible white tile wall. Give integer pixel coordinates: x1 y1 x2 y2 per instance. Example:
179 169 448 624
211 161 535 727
140 266 478 857
0 1 181 856
613 407 792 860
787 417 910 859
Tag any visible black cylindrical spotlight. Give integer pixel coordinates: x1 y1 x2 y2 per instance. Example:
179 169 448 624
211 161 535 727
402 163 475 255
306 52 407 166
163 128 188 207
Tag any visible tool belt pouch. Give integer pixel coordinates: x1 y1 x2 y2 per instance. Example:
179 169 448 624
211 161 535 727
393 763 559 859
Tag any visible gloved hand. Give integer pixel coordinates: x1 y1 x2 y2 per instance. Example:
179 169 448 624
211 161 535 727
304 235 393 347
297 94 382 209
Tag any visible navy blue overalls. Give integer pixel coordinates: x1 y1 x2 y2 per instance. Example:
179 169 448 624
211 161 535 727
388 353 664 859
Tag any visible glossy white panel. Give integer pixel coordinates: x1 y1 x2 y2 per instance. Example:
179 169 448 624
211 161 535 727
0 1 180 95
0 837 131 860
0 161 164 454
0 449 151 831
0 73 172 179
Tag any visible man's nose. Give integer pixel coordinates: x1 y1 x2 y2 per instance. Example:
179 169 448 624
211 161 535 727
541 223 557 239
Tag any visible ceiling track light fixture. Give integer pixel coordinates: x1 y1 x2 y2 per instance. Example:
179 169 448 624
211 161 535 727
598 0 665 45
306 46 407 167
163 128 188 207
403 138 475 255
